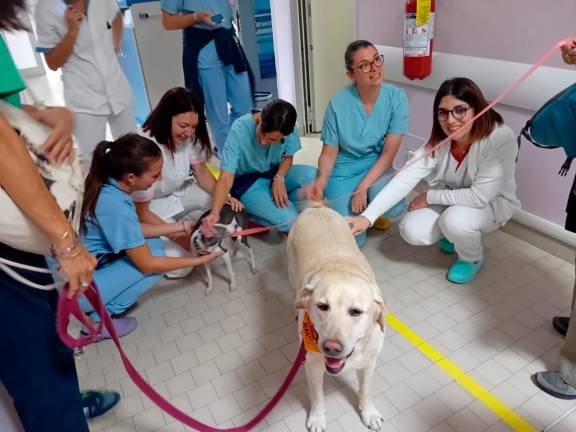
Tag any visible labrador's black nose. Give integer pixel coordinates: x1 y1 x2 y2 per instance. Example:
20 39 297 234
322 339 343 356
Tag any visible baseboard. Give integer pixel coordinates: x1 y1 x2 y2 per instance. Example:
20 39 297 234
502 209 575 263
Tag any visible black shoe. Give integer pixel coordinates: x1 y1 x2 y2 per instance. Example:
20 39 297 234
553 316 570 336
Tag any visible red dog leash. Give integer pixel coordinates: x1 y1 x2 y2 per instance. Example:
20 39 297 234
57 283 306 432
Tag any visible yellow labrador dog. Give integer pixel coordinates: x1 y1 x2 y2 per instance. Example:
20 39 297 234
287 205 386 432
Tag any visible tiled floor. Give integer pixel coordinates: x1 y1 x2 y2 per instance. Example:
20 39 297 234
27 72 576 431
78 181 576 431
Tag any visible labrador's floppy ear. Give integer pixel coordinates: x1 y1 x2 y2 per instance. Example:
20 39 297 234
294 273 322 309
371 284 387 332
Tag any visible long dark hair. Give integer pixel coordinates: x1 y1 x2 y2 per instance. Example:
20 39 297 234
260 99 297 135
81 133 161 233
344 40 375 71
428 77 503 149
0 0 27 31
142 87 211 157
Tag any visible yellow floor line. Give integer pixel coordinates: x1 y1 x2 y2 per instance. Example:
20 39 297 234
387 313 537 432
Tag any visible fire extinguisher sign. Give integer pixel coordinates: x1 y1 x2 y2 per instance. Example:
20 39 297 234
404 10 434 57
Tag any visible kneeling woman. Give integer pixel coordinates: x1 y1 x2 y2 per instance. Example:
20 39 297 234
202 99 317 234
80 134 221 317
348 78 520 284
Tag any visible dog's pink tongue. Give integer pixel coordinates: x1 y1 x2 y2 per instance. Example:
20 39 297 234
326 357 345 369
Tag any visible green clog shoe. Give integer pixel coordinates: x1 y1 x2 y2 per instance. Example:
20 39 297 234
447 257 485 284
438 237 456 254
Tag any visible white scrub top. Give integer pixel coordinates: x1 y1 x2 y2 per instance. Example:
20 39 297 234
132 132 208 219
35 0 132 115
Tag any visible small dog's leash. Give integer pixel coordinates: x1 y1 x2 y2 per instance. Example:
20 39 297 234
57 282 306 432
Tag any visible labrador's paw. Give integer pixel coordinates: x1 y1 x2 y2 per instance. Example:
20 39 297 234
306 410 326 432
360 402 384 431
204 285 213 295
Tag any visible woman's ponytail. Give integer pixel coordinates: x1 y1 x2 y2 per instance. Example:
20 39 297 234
80 134 161 233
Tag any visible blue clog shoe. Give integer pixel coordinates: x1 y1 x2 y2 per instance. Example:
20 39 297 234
447 257 485 284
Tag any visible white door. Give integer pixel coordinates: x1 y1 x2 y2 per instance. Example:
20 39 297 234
131 2 184 109
306 0 357 132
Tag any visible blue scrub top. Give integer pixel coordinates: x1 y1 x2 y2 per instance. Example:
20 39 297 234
220 113 302 176
161 0 233 68
81 178 146 255
321 83 409 176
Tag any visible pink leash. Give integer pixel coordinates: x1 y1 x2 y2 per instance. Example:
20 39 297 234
57 283 306 432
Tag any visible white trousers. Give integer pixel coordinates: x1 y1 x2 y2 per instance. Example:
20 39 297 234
151 181 213 223
399 205 500 262
157 182 213 279
74 106 137 168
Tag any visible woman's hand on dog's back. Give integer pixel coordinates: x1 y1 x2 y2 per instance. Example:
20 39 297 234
225 196 244 212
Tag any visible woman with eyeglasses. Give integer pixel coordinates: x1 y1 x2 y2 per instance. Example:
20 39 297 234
348 77 520 284
201 99 317 236
306 40 409 246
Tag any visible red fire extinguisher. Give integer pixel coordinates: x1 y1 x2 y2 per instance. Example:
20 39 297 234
404 0 435 80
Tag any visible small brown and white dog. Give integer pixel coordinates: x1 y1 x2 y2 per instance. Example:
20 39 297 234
287 204 386 432
190 204 256 295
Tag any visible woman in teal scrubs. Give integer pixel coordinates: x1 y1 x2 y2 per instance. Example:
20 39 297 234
202 99 317 234
307 40 409 245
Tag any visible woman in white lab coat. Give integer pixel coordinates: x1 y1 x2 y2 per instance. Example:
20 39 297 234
35 0 136 165
133 87 241 277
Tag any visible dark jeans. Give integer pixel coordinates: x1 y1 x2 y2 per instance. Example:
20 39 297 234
0 242 88 432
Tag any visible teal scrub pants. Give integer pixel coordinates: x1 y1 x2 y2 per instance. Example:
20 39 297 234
240 165 317 232
199 64 252 153
80 238 165 316
325 166 406 246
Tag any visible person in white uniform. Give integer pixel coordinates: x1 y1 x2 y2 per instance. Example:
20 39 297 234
132 87 242 278
348 77 520 284
35 0 136 165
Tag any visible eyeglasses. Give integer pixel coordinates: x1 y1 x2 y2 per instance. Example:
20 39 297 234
352 54 384 73
437 105 470 122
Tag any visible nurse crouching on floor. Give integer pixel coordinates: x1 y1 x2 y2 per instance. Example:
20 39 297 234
348 77 520 284
79 134 222 325
306 40 409 246
201 99 317 235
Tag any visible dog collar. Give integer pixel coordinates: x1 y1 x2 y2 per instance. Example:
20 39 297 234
301 312 320 353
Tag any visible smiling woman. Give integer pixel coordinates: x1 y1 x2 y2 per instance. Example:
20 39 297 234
78 133 222 318
305 39 409 246
348 77 520 285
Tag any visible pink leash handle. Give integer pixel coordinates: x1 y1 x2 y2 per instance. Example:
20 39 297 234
57 283 306 432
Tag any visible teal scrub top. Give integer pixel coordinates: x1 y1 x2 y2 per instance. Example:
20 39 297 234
81 178 146 255
220 113 301 176
321 83 409 176
160 0 233 69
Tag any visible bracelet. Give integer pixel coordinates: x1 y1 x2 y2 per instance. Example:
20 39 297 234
50 235 81 258
273 175 284 182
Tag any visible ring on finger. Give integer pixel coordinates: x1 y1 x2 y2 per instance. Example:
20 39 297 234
79 280 90 287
